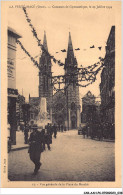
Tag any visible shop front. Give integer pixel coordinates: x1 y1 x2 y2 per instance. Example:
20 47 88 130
7 27 21 145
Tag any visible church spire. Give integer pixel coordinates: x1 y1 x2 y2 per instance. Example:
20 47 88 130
67 32 74 58
43 31 48 52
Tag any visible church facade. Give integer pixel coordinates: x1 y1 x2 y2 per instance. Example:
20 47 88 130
30 32 81 129
64 32 80 129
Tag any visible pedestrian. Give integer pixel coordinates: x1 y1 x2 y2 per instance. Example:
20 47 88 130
53 123 57 138
45 124 51 150
61 124 63 132
91 123 94 139
86 125 88 138
58 124 61 132
64 126 66 132
28 124 43 175
97 124 102 141
24 123 29 144
49 123 53 145
82 126 86 138
49 123 53 137
78 124 82 135
41 128 46 150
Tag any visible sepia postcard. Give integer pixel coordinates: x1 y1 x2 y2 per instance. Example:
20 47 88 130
1 0 122 189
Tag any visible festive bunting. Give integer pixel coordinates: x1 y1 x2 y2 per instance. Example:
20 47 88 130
21 7 105 90
75 48 80 51
90 45 95 48
61 49 66 52
98 47 102 50
22 7 66 67
16 40 39 68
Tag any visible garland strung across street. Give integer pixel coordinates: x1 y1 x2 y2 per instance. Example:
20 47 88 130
22 7 65 67
16 38 105 90
22 7 103 67
51 58 104 86
17 7 105 91
16 40 39 68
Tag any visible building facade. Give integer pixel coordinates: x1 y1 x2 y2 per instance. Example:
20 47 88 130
100 26 115 138
30 32 80 129
7 27 21 144
100 26 115 124
81 91 100 124
52 91 67 126
16 94 25 126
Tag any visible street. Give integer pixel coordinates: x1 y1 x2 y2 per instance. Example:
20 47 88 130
8 130 115 181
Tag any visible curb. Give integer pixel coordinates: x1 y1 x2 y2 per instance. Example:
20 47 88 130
11 146 29 152
93 138 115 142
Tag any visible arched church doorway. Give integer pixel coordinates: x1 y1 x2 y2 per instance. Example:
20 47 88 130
55 114 64 126
71 116 76 129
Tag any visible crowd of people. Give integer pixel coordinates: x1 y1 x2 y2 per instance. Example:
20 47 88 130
79 122 115 141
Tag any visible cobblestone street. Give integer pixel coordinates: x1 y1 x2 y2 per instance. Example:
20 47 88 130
8 130 115 181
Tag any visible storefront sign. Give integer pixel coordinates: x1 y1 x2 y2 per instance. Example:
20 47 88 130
7 58 15 79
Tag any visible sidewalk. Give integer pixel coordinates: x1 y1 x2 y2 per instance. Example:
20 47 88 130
82 135 115 142
11 131 30 151
93 137 115 142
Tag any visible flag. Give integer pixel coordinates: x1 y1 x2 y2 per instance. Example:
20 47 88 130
27 19 31 23
53 58 56 63
50 56 54 59
98 47 102 50
90 45 95 48
75 48 80 51
61 49 66 52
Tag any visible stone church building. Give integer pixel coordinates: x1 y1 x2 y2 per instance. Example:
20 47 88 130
29 31 80 129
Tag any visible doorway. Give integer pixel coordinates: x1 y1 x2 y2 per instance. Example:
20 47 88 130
71 116 76 129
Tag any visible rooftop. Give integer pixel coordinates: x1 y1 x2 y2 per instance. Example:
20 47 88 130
8 26 22 39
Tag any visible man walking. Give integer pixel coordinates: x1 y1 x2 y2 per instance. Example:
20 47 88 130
45 124 52 150
53 123 57 138
28 124 43 175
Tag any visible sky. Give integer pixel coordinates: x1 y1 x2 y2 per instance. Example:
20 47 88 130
8 2 115 107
